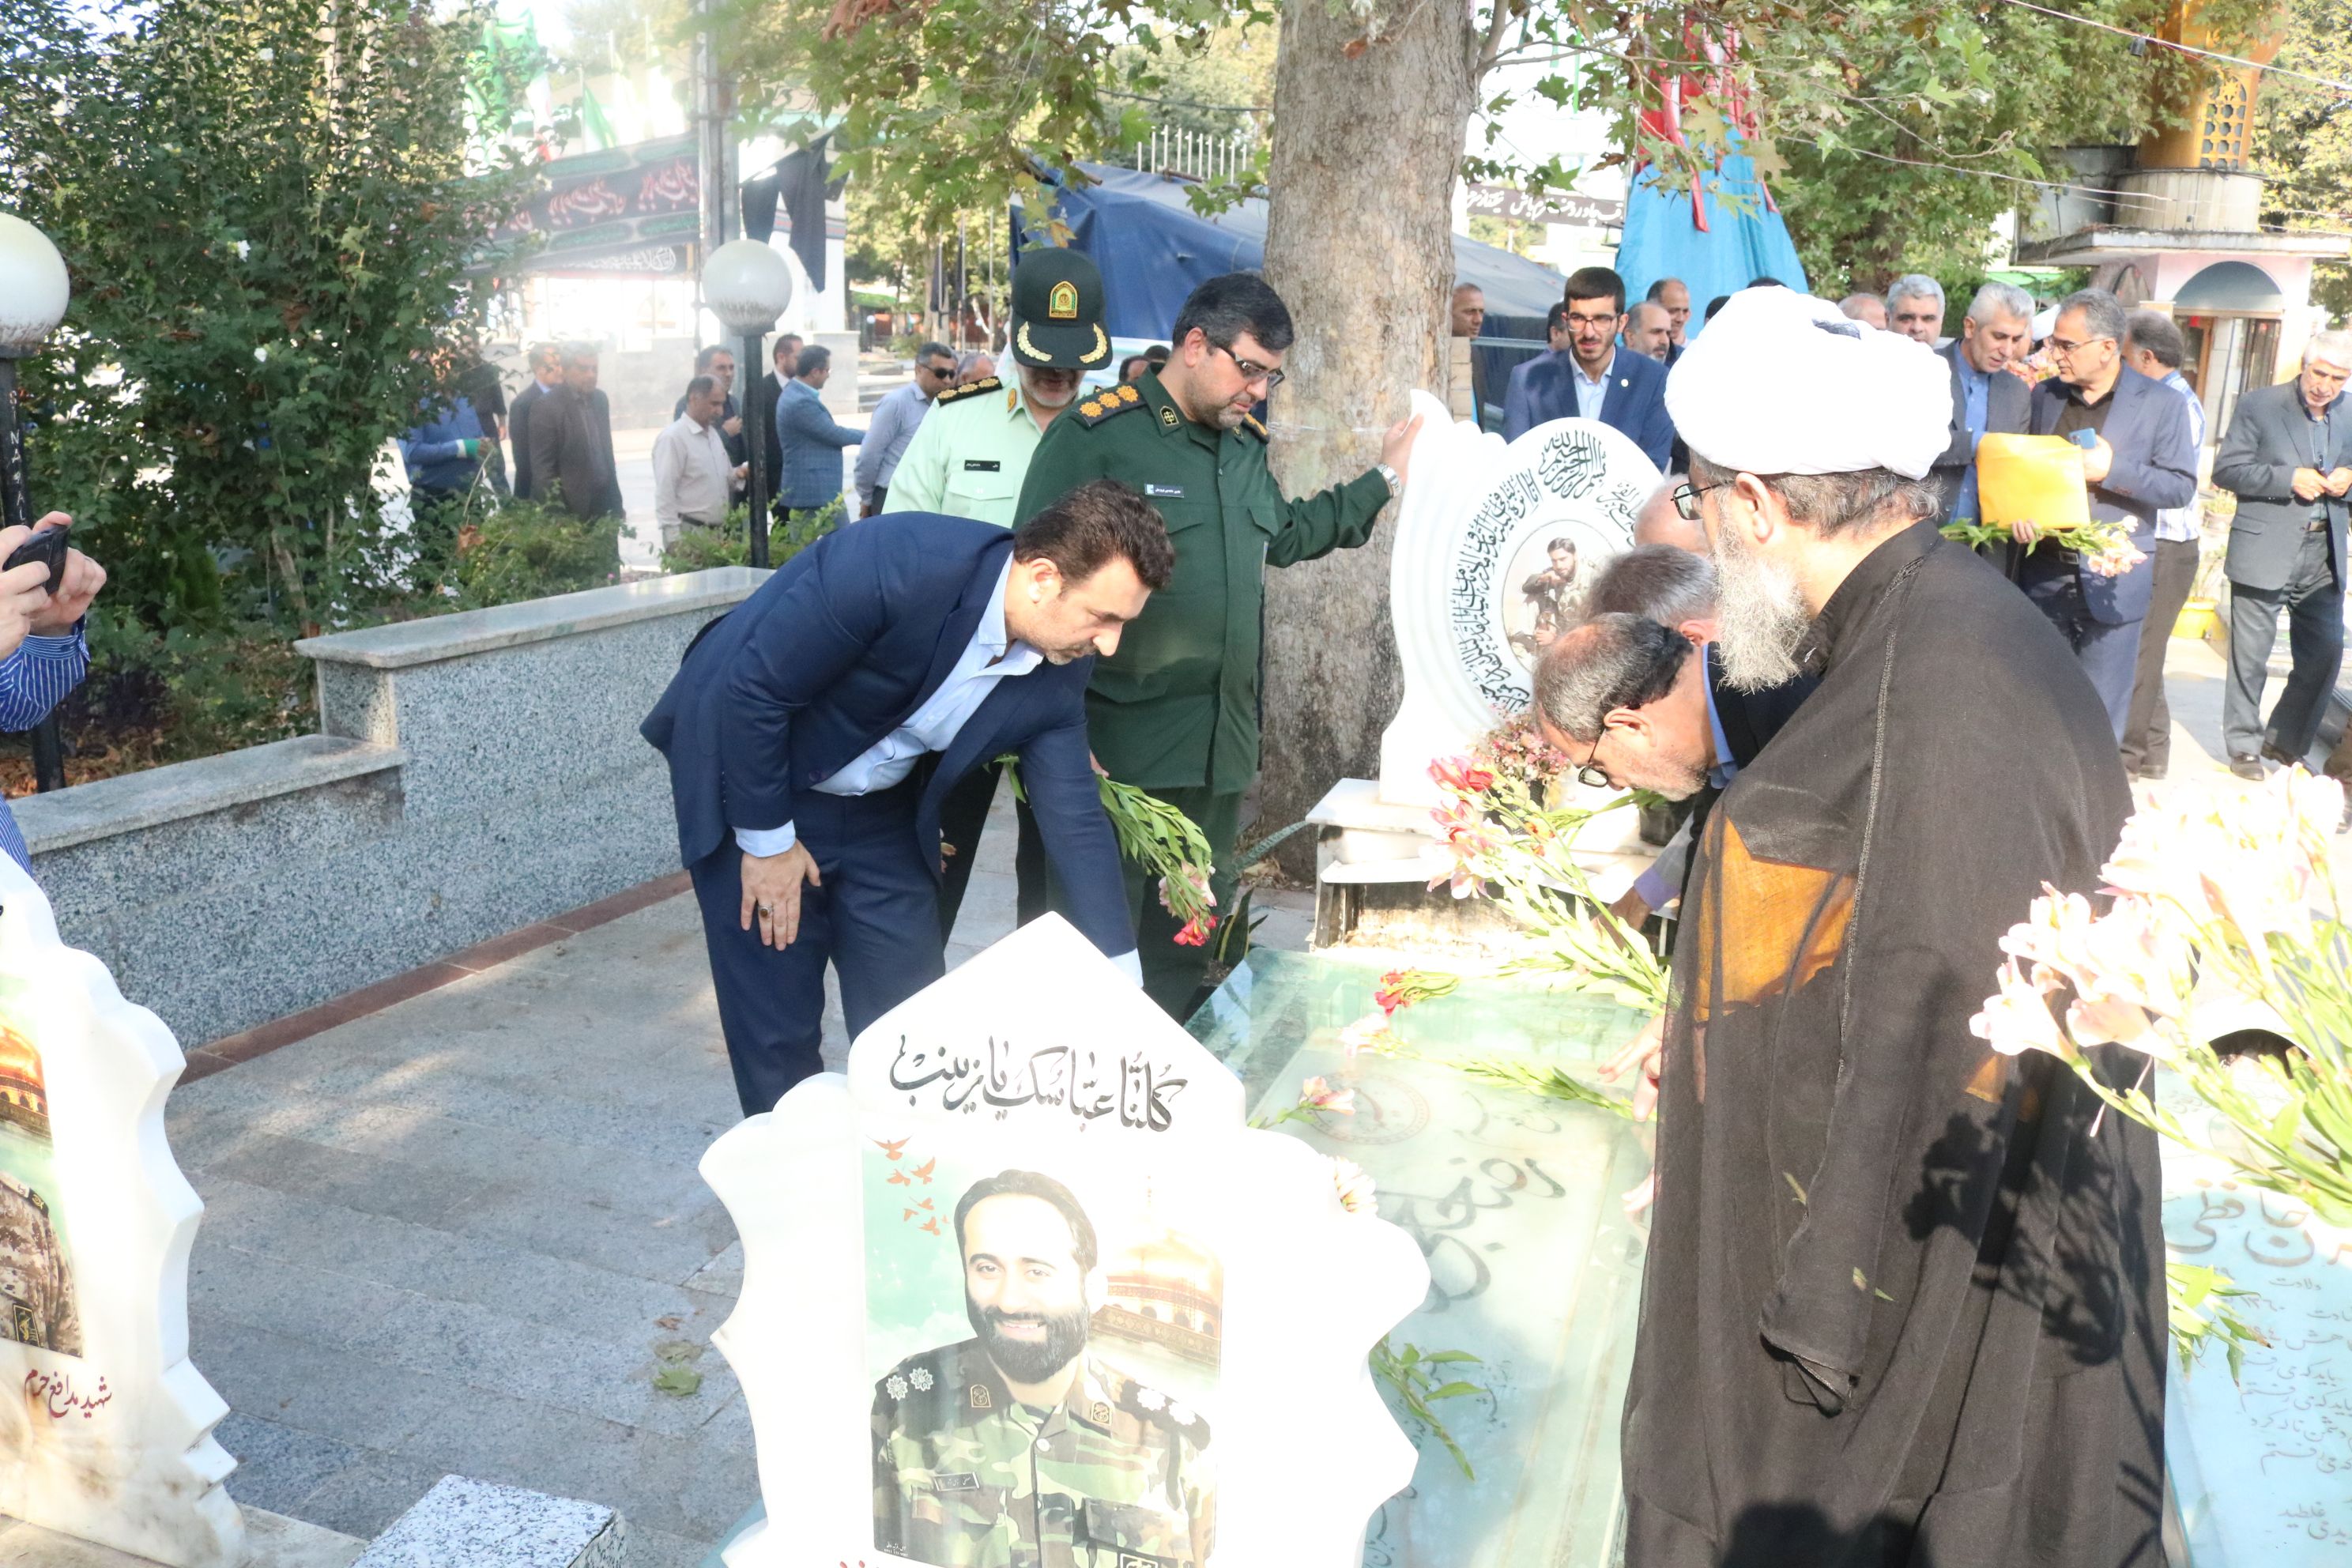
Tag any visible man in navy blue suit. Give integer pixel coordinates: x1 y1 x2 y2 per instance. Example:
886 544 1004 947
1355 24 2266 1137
642 482 1176 1114
1502 266 1677 468
2017 288 2199 741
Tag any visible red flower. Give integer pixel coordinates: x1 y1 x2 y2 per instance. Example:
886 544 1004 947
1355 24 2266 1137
1428 756 1496 795
1173 914 1219 947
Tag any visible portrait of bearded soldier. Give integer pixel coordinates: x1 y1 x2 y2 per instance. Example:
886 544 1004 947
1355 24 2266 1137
872 1169 1215 1568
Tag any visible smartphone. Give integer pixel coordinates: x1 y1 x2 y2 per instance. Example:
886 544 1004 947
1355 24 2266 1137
2066 428 2101 452
2 523 69 595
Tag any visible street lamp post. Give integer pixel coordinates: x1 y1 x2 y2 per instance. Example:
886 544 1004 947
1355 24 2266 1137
0 215 74 793
701 239 795 569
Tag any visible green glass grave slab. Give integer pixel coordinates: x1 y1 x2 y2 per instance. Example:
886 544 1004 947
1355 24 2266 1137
1189 948 1652 1568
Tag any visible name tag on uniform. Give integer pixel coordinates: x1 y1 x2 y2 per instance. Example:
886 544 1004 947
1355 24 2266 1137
1144 484 1185 498
929 1472 980 1492
962 459 1001 472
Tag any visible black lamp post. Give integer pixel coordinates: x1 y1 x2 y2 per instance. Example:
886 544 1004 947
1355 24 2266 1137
0 214 71 792
701 239 795 569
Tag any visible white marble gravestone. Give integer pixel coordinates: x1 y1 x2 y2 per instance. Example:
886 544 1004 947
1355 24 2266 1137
701 915 1430 1568
0 858 244 1566
1379 389 1660 811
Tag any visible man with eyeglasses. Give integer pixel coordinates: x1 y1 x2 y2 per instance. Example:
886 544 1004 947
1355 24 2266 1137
854 341 957 517
1501 266 1675 468
2211 328 2352 790
1621 285 2161 1568
2018 287 2199 741
1012 270 1420 1016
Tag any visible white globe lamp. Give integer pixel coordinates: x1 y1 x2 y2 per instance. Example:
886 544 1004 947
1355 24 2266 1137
0 213 70 357
701 239 797 564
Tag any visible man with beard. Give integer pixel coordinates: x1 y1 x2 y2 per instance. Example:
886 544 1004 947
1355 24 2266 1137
1521 536 1581 629
1014 270 1419 1016
1620 286 2162 1568
873 1170 1213 1567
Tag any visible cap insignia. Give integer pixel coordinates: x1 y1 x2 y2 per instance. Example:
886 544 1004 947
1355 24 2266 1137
1048 280 1080 321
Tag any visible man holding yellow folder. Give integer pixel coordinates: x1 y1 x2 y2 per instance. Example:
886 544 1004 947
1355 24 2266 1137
2015 288 2199 741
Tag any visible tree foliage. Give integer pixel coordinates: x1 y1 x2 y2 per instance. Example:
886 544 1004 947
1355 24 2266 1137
2254 0 2352 322
727 0 2275 300
0 0 539 639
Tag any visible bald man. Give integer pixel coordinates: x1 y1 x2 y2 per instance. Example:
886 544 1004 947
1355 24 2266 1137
1633 477 1708 554
1838 293 1890 331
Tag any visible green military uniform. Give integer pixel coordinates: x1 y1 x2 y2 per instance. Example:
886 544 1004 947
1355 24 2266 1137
873 1337 1212 1568
882 378 1056 527
1013 372 1393 1012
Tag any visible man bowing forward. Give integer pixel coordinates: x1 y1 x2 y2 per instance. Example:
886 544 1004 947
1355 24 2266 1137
643 483 1172 1114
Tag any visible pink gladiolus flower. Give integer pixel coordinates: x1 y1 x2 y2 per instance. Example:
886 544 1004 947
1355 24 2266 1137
1428 861 1484 900
1969 959 2075 1060
1374 972 1408 1015
1332 1157 1378 1214
1172 914 1218 947
1298 1076 1356 1115
2063 993 2177 1061
1337 1013 1393 1058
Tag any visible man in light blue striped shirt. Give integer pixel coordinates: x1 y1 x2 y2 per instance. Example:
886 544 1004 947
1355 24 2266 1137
0 513 106 874
2119 313 2211 780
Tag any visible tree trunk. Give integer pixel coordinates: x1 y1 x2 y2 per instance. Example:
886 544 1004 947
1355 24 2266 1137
1257 4 1476 873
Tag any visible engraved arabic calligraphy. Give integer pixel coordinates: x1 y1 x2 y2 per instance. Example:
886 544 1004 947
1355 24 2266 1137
22 1368 110 1421
887 1035 1187 1130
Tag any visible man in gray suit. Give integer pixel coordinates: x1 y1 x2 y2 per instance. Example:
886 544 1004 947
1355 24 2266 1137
1930 281 2035 526
2212 329 2352 781
2118 312 2210 780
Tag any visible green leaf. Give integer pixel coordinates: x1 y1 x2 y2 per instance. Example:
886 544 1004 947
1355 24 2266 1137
651 1365 703 1397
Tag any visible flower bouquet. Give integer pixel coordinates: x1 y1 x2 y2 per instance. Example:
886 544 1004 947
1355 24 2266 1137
997 755 1219 945
1969 767 2352 1372
1939 516 2148 578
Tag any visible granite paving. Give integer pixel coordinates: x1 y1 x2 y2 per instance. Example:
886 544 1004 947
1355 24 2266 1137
172 780 1314 1565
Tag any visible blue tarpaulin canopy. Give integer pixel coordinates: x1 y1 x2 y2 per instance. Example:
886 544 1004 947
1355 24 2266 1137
1612 148 1808 337
1023 162 1571 341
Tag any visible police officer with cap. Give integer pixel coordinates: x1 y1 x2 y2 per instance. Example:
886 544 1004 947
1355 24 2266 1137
889 248 1115 940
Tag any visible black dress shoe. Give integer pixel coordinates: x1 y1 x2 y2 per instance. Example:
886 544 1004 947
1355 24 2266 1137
2134 762 2167 782
2261 742 2304 770
2229 754 2267 782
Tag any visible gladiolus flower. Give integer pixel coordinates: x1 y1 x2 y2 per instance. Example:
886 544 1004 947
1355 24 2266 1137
1430 756 1497 794
1374 972 1408 1015
1172 914 1218 947
1332 1158 1378 1214
1298 1076 1356 1115
1969 959 2075 1060
1337 1013 1394 1058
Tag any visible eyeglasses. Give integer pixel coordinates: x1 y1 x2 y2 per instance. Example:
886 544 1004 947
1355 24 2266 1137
2047 334 2112 358
1210 341 1286 390
917 362 956 379
1574 730 1613 790
1672 480 1728 522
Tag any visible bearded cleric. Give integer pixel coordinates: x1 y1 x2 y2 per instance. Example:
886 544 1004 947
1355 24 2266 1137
1622 288 2163 1568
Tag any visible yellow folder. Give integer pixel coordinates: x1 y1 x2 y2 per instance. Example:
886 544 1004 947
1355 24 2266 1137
1972 435 2090 530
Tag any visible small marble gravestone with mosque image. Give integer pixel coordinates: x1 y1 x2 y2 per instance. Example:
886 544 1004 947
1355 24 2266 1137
699 914 1432 1568
0 855 244 1566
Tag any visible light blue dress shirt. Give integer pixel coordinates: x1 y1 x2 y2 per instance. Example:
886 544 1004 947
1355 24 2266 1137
854 381 934 505
736 558 1038 858
2154 370 2208 543
0 628 92 875
1630 644 1737 911
1573 349 1615 422
1954 358 1993 525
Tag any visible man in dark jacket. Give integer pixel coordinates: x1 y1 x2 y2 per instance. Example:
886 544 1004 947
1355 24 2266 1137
527 343 622 521
1502 266 1677 468
2018 288 2199 739
2211 330 2352 779
506 342 560 501
1928 281 2034 526
640 484 1171 1114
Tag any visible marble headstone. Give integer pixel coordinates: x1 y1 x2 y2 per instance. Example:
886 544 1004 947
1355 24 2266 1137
700 915 1430 1568
1380 389 1660 810
0 858 243 1566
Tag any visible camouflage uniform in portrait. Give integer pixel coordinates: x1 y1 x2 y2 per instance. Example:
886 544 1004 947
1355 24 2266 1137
873 1336 1213 1568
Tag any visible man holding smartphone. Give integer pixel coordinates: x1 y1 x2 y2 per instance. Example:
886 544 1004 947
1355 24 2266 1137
0 512 107 874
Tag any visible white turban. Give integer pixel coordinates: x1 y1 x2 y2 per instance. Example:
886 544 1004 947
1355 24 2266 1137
1665 286 1952 480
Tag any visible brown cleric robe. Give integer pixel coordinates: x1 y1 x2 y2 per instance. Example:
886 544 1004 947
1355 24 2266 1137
1622 520 2165 1568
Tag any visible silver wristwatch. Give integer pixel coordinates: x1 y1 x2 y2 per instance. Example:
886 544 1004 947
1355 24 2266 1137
1375 462 1402 497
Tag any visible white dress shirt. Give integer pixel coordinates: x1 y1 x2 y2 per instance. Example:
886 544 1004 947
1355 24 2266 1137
734 559 1140 980
652 413 739 532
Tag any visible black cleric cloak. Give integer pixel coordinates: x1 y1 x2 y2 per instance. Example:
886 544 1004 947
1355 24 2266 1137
1622 520 2165 1568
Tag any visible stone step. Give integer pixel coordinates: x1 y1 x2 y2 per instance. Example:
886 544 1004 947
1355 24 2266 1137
0 1508 363 1568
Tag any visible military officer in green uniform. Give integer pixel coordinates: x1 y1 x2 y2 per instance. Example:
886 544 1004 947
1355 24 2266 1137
889 251 1114 942
1012 272 1419 1013
873 1170 1212 1568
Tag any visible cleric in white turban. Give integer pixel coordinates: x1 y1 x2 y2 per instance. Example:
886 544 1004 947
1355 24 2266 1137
1618 281 2163 1568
